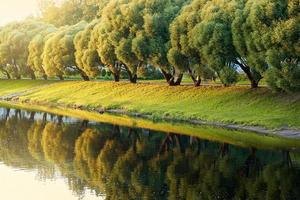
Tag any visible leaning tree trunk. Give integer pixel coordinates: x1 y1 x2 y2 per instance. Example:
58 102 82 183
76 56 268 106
77 68 90 81
113 73 120 82
30 112 36 120
27 66 36 80
174 73 183 86
12 60 21 80
124 65 137 83
57 75 64 80
31 73 36 80
250 79 259 88
3 70 11 79
161 69 173 84
187 67 201 87
161 69 183 86
237 61 261 88
129 74 137 83
80 73 90 81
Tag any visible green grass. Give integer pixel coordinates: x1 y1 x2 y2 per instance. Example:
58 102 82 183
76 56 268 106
0 79 299 129
0 79 55 96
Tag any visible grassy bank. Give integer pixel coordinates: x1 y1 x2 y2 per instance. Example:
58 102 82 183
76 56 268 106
0 79 299 129
0 80 54 96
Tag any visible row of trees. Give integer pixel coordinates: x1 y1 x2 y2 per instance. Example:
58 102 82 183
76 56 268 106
0 0 299 91
0 108 300 199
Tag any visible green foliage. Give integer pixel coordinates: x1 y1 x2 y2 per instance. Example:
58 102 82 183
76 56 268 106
168 0 220 85
0 20 53 79
27 24 57 78
43 21 88 78
251 0 299 92
74 20 102 78
0 0 298 91
38 0 105 26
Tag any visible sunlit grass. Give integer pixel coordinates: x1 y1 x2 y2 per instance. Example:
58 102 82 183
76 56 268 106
0 80 299 129
0 79 55 96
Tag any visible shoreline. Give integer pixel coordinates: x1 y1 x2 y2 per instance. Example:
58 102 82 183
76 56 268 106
1 98 300 139
0 80 299 139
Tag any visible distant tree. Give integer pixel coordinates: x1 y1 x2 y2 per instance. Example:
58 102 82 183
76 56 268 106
38 0 105 27
0 20 52 79
27 24 57 79
43 21 90 80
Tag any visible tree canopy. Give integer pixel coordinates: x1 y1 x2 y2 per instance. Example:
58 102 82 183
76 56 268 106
0 0 298 91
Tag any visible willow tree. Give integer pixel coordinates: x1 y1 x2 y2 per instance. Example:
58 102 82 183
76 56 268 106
97 0 142 83
39 0 101 27
0 43 11 79
168 0 215 86
0 22 23 79
92 20 123 82
43 21 90 80
232 0 267 88
185 0 241 87
0 20 50 79
27 25 57 79
74 20 103 78
237 0 300 92
128 0 189 86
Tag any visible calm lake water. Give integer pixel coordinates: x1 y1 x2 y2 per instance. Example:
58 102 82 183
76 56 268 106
0 106 300 200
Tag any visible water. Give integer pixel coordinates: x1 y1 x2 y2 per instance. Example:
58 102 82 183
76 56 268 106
0 106 299 200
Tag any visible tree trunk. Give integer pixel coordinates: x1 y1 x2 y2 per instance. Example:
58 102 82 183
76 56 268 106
43 113 47 122
113 73 120 82
31 73 36 80
161 69 183 86
3 70 11 79
12 60 20 80
57 75 64 80
237 61 261 88
251 80 259 88
161 69 172 83
194 77 201 87
187 67 201 87
58 115 63 124
129 74 137 83
124 64 137 83
30 112 36 120
43 75 48 80
174 73 183 86
80 72 90 81
5 108 10 120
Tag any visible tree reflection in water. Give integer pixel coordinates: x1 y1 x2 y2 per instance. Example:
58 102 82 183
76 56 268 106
0 107 299 200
